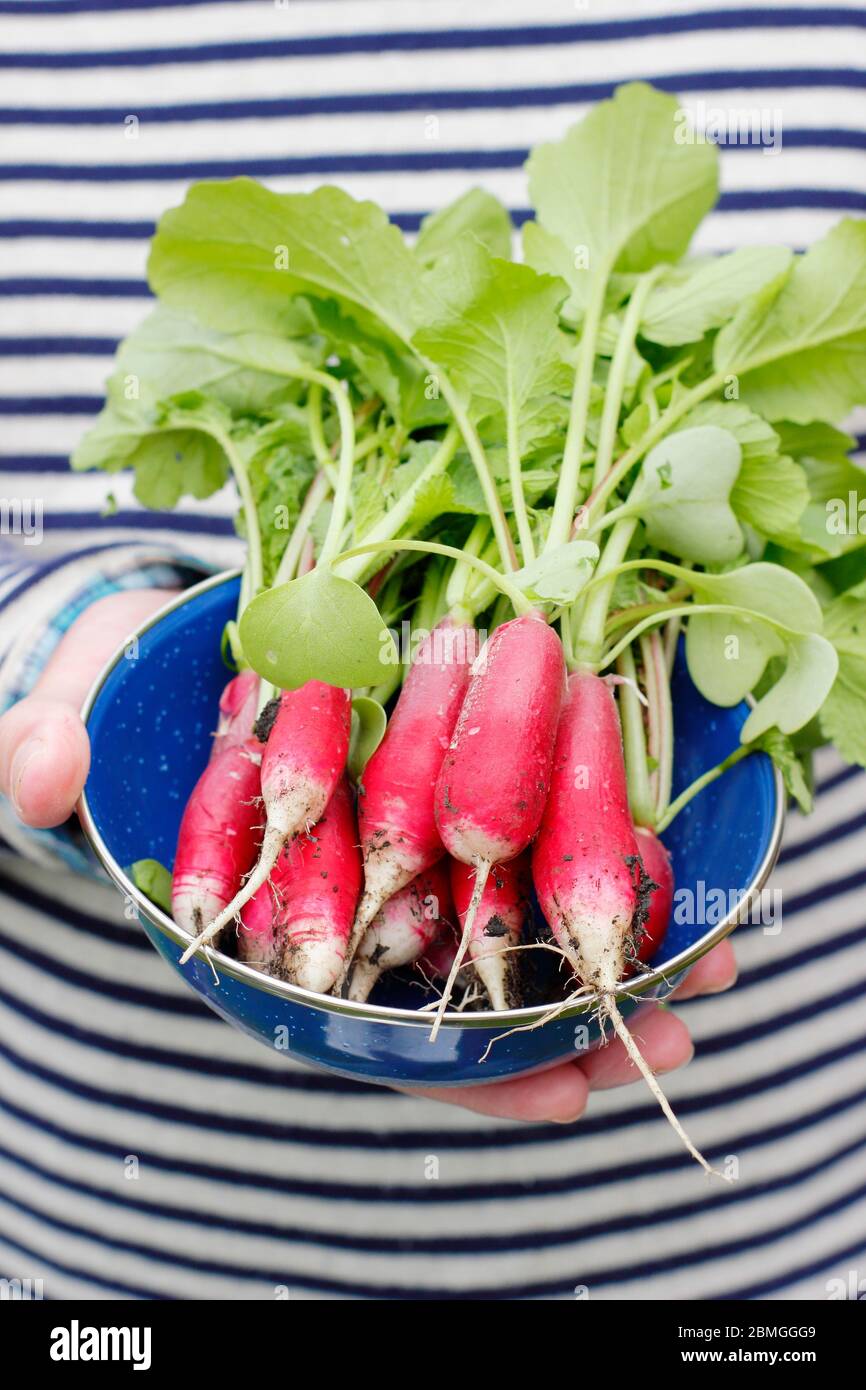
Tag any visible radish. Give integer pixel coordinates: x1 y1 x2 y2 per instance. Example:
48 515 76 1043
212 670 259 757
450 852 530 1010
341 615 479 980
532 670 726 1178
417 918 460 983
347 858 452 1003
631 825 673 972
430 611 565 1037
238 776 362 992
171 739 263 938
179 680 351 964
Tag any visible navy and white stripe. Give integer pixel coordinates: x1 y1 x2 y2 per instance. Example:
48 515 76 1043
1 0 865 1300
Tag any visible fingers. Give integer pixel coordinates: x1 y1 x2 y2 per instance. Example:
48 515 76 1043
35 588 178 713
401 1060 590 1124
399 942 738 1123
0 587 177 829
401 1005 694 1120
671 938 738 1000
0 695 90 828
578 1004 693 1091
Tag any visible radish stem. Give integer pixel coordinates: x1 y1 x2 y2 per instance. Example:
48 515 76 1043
335 538 534 616
655 746 750 833
334 425 460 585
592 266 666 493
617 644 654 827
545 274 607 553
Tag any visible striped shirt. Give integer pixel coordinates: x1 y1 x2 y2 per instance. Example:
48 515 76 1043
1 0 865 1300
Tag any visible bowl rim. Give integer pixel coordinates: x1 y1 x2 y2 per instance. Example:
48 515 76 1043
79 569 786 1033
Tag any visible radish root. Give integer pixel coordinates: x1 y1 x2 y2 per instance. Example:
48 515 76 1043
429 858 491 1042
179 825 285 965
603 995 731 1182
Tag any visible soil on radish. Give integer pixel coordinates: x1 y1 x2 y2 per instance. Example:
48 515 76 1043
253 696 281 743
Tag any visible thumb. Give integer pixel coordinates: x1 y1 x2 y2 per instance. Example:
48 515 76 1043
0 695 90 829
0 587 177 829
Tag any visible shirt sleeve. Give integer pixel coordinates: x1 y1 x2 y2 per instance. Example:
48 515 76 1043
0 539 212 875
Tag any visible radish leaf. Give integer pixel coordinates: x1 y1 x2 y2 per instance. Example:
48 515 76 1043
131 859 173 914
414 189 513 267
526 83 718 295
414 258 570 452
629 426 743 564
671 400 808 538
741 633 838 740
751 730 813 813
149 181 420 346
640 247 791 346
818 580 866 765
714 220 866 423
239 569 398 691
682 564 837 735
513 540 599 604
349 696 388 781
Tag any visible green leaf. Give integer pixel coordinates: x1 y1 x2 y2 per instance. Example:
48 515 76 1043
714 219 866 422
640 247 792 346
71 314 322 512
525 83 718 299
349 696 388 781
622 400 651 446
751 729 813 813
818 580 866 767
733 454 809 539
629 426 744 564
239 567 398 690
106 305 316 413
690 561 825 633
513 540 599 604
244 420 317 585
679 562 837 737
667 399 807 538
149 180 420 347
686 606 785 707
772 421 866 560
132 426 229 510
73 388 232 510
131 859 173 914
307 299 446 431
414 189 513 266
414 257 570 458
741 633 838 741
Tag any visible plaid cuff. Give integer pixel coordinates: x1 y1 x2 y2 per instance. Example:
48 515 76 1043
0 543 211 874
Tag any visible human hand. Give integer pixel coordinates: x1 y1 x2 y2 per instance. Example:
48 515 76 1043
403 938 737 1123
0 588 178 828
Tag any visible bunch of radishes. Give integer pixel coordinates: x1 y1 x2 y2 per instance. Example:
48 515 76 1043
174 606 673 1034
78 82 866 1177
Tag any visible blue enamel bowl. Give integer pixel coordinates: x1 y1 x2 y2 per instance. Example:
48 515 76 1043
80 572 783 1088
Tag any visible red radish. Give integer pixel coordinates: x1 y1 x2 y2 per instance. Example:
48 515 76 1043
347 859 453 1003
533 670 725 1179
417 919 460 982
430 611 565 1037
235 845 281 974
630 826 673 972
171 739 263 938
450 852 530 1010
179 680 351 964
341 616 479 981
212 670 259 758
238 776 362 992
